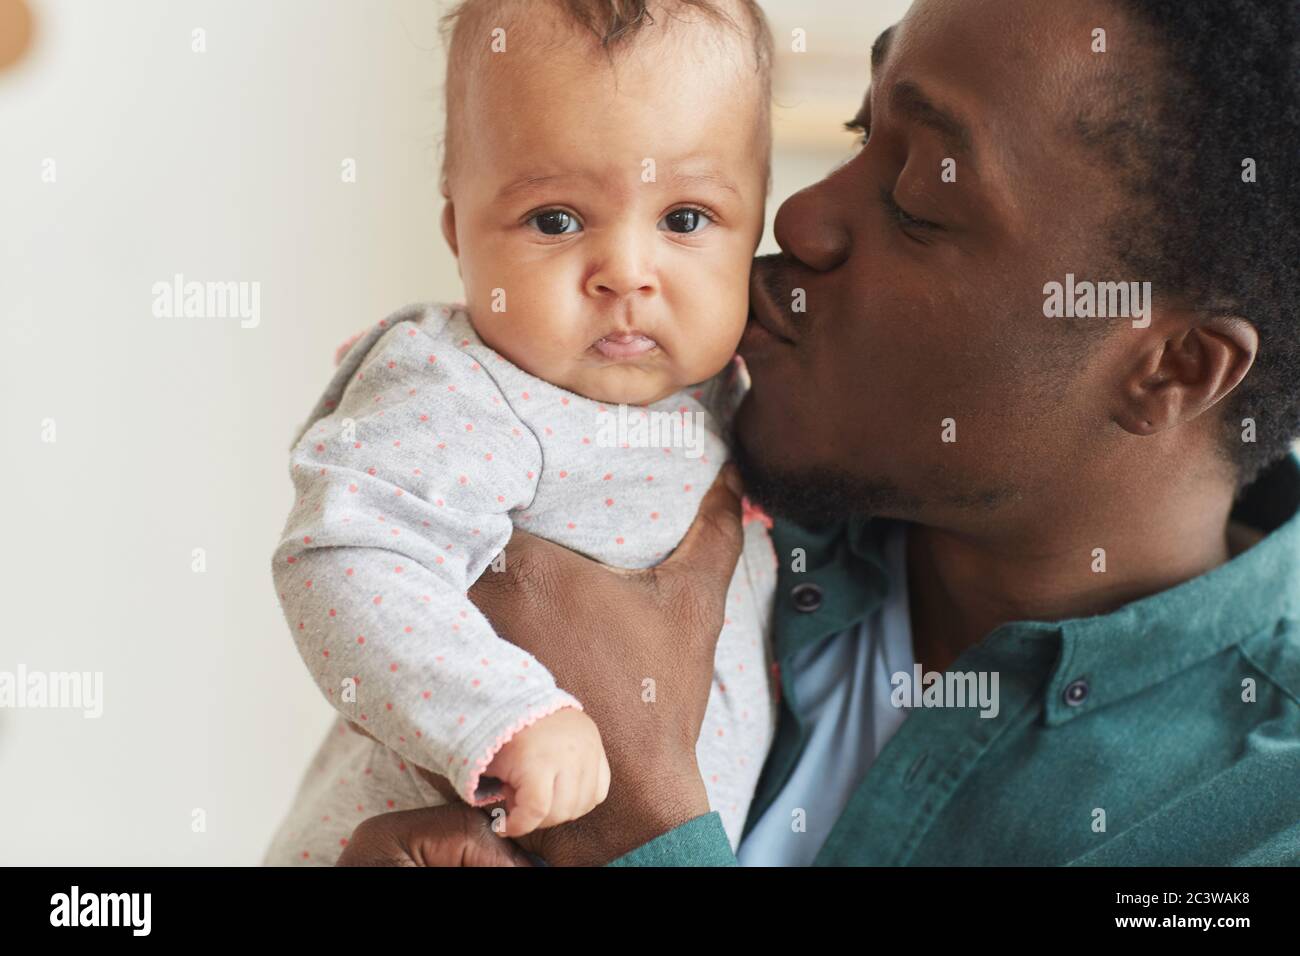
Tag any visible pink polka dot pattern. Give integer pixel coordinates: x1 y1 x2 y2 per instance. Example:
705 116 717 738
264 303 778 864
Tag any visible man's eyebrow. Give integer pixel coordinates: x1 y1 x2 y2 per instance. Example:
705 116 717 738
871 26 896 74
889 80 975 159
868 26 975 161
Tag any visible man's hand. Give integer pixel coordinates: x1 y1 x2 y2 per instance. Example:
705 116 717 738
339 466 745 865
467 465 746 865
335 804 535 867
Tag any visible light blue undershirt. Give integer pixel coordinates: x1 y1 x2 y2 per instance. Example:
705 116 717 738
736 522 915 866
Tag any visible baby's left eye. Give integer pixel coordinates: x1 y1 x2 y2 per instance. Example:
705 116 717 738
659 208 713 234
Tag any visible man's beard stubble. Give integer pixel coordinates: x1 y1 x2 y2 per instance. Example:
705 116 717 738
725 406 923 531
738 254 922 528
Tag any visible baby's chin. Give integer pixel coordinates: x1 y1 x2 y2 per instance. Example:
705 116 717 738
566 365 699 408
574 378 684 408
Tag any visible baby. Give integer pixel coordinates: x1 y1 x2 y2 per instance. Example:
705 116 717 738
264 0 777 865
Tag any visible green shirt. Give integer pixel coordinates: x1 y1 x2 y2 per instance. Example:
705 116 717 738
609 452 1300 866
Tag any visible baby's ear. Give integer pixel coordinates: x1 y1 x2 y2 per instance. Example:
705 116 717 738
440 201 459 258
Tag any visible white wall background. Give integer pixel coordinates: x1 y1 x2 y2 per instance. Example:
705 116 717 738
0 0 909 864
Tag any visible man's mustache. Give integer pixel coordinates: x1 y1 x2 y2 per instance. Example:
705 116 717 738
753 253 807 329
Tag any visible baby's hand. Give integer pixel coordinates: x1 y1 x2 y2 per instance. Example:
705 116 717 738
483 708 611 837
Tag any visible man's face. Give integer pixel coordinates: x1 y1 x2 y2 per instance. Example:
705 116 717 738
735 0 1136 527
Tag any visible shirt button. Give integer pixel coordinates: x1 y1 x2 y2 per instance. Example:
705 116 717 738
791 583 823 613
1064 679 1090 706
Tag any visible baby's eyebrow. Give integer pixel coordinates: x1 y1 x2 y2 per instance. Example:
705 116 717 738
670 169 741 198
495 167 741 202
496 173 577 201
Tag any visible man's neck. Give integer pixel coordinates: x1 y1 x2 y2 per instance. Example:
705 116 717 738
904 479 1243 674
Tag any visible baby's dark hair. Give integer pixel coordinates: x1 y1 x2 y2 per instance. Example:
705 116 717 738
536 0 771 57
438 0 774 188
1082 0 1300 491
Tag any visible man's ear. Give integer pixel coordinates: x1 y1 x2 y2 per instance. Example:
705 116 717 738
441 196 460 258
1113 314 1259 436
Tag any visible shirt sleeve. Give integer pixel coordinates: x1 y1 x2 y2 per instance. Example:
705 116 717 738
271 308 580 806
605 812 739 867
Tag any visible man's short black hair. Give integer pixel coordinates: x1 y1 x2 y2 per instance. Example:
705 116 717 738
1084 0 1300 492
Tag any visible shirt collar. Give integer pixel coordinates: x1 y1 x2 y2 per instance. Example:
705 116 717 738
769 519 890 661
1038 449 1300 725
772 450 1300 724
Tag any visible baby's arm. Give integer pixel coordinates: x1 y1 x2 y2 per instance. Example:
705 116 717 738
272 312 601 824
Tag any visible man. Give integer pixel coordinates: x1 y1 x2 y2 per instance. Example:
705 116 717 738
337 0 1300 866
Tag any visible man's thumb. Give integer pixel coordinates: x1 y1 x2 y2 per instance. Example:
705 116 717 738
660 464 745 593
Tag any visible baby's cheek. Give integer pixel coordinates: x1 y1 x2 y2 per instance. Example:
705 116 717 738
668 266 748 365
679 336 742 387
690 294 750 372
473 300 583 377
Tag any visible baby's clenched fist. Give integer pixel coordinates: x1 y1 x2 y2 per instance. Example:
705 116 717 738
482 708 611 837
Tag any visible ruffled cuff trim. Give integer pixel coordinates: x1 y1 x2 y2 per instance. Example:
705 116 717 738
461 695 583 807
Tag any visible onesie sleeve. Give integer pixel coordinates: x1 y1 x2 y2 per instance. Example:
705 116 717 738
271 307 580 806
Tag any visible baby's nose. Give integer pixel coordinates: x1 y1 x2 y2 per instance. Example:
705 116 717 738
585 238 659 299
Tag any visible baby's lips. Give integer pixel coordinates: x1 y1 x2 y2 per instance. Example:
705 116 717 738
592 333 659 360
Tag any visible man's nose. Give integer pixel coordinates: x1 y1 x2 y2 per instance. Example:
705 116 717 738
772 178 852 272
585 231 658 299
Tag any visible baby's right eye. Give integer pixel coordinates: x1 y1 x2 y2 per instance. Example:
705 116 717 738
527 210 583 236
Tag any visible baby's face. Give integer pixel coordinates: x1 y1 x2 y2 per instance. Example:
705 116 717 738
443 22 769 406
